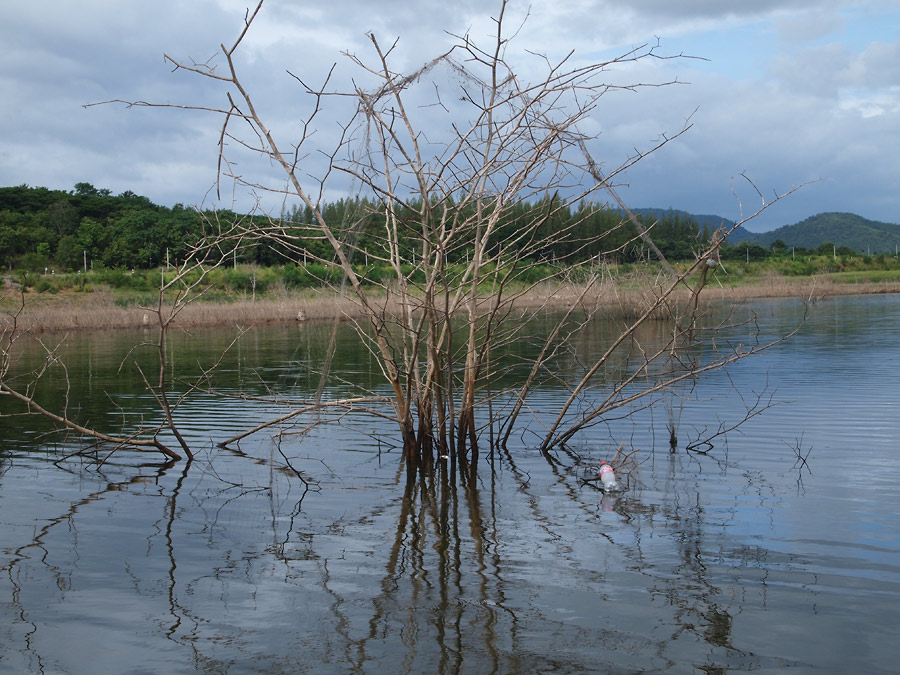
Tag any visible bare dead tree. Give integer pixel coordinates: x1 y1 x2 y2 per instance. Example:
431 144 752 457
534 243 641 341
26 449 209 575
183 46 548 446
95 0 802 466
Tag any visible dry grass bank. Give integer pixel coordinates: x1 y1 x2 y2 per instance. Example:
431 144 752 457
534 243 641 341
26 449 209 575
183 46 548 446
514 273 900 313
2 274 898 333
700 273 900 301
0 288 371 333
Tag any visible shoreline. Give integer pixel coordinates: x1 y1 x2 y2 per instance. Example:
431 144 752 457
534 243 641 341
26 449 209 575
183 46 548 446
3 276 899 334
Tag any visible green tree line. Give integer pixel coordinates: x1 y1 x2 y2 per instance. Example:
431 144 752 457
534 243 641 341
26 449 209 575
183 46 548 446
3 183 779 274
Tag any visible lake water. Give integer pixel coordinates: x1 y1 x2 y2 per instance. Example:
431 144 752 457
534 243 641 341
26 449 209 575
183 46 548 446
1 294 899 673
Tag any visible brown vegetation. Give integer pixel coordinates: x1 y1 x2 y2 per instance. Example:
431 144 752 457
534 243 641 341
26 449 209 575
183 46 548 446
0 288 360 332
3 274 897 334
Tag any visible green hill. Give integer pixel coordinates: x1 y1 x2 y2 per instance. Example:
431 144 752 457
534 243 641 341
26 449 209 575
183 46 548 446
629 209 900 254
744 212 900 254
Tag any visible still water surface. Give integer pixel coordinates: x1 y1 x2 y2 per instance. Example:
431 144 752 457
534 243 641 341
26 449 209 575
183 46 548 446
1 294 899 673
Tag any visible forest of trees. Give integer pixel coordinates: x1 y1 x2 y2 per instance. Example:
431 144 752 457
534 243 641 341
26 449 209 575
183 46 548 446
8 183 872 279
1 183 738 274
0 183 202 272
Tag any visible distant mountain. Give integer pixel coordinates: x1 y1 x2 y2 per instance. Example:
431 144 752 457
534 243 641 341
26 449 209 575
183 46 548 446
740 212 900 254
628 208 900 254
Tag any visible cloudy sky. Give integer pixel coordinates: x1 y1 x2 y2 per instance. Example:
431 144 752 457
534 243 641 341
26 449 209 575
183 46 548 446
2 0 898 231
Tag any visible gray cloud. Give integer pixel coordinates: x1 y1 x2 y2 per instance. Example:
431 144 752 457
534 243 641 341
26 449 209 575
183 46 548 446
773 11 844 43
1 0 898 229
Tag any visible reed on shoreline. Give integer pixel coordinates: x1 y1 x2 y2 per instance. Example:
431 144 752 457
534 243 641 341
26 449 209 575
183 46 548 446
3 274 898 333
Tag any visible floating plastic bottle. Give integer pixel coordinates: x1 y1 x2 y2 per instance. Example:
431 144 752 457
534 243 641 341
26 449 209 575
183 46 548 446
598 461 619 492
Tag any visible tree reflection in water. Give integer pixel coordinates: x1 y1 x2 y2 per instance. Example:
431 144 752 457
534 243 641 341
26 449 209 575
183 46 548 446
0 433 856 672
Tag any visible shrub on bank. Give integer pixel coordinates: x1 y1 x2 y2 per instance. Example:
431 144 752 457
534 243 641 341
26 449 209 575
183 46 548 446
281 262 345 288
781 260 817 277
95 268 154 291
34 278 58 294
